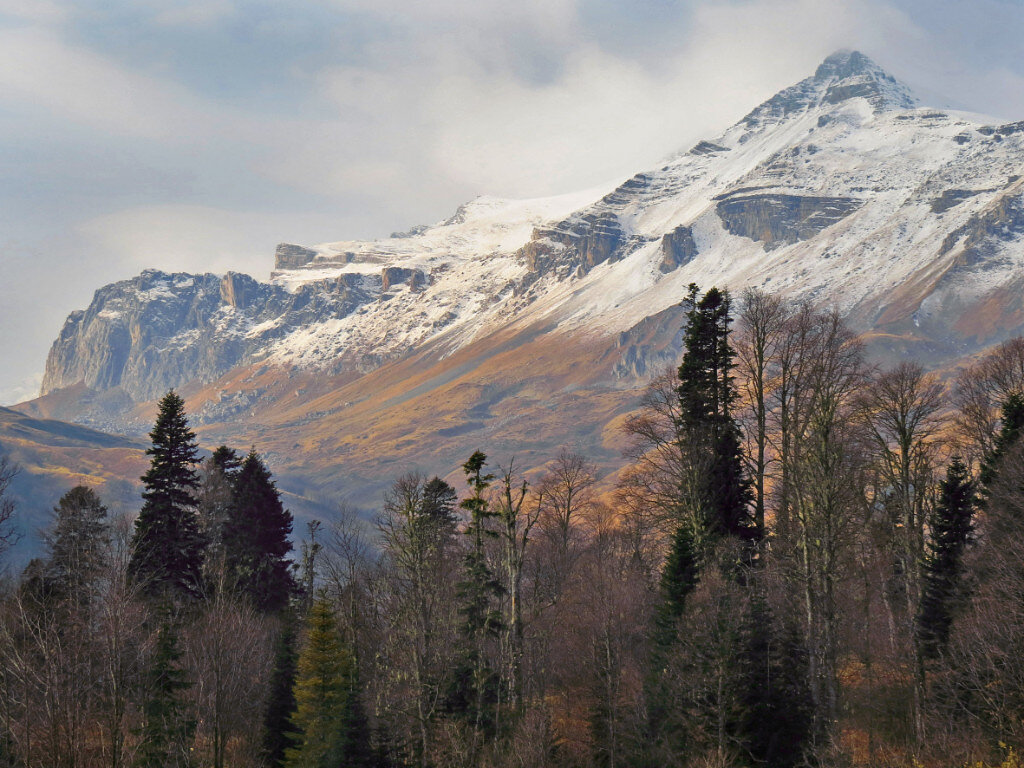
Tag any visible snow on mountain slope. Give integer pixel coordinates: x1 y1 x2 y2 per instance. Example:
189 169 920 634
40 50 1024 411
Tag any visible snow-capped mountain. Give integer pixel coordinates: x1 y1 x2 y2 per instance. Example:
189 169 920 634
37 51 1024 449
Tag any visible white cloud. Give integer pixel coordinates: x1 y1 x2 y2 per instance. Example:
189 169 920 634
76 204 347 278
0 28 199 139
0 0 68 23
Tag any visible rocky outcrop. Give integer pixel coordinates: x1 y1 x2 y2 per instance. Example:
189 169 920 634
381 267 427 291
520 211 624 274
659 225 698 272
715 192 862 249
930 189 985 214
939 190 1024 265
41 269 383 401
274 243 318 269
689 140 730 156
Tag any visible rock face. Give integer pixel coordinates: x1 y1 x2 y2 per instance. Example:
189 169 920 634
715 193 863 250
520 211 626 274
41 269 383 401
38 50 1024 429
940 189 1024 265
660 226 698 272
274 243 318 269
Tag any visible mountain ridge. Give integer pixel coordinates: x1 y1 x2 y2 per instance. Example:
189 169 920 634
25 50 1024 513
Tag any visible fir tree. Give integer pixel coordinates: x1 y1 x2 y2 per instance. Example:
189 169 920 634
980 391 1024 491
128 391 205 601
654 521 700 641
221 450 296 613
286 598 371 768
736 597 813 768
263 623 299 768
918 458 976 660
446 452 502 748
421 476 459 529
676 284 754 543
136 620 195 768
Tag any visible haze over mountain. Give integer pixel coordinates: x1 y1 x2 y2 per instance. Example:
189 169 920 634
9 50 1024 551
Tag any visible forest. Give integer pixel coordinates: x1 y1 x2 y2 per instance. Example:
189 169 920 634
3 284 1024 768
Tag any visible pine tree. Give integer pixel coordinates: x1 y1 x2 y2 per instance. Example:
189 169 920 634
263 623 299 768
917 458 976 660
221 450 296 613
286 598 371 768
128 391 205 601
46 485 110 602
136 620 195 768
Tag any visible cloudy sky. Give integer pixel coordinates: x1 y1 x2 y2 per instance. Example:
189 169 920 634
1 0 1024 404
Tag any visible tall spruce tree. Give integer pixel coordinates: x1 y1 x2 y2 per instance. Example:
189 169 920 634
676 284 754 542
917 458 976 660
980 391 1024 491
645 285 756 763
286 598 371 768
128 391 205 601
263 623 299 768
136 620 195 768
221 450 296 613
447 452 502 750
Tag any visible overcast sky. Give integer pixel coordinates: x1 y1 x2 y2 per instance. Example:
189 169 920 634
2 0 1024 404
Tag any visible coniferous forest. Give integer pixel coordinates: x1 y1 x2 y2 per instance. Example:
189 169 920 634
5 285 1024 767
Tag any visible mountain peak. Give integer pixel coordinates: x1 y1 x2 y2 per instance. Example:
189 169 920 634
814 49 880 81
741 49 917 129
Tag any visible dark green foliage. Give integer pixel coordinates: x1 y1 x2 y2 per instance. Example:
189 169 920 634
263 623 299 768
286 598 372 768
128 391 205 601
918 458 976 660
736 598 813 768
221 450 296 613
46 485 109 601
677 284 755 543
421 476 459 528
980 391 1024 491
136 620 195 768
655 522 700 640
209 445 242 477
446 452 503 739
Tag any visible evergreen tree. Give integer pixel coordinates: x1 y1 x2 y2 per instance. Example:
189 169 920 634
263 623 299 768
136 620 195 768
654 521 700 642
286 598 371 768
676 284 754 543
221 450 296 613
421 476 459 529
46 485 110 602
128 391 205 601
736 597 813 768
209 445 243 476
918 458 976 660
446 452 502 747
980 391 1024 491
